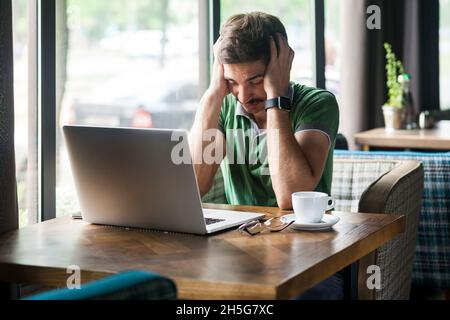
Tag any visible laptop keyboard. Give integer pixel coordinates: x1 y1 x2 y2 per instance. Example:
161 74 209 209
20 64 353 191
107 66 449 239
204 217 226 225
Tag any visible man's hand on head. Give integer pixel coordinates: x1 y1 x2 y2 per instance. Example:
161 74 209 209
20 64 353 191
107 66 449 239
208 37 230 102
264 33 295 100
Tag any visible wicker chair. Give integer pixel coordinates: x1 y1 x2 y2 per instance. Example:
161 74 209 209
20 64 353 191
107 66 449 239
332 158 423 299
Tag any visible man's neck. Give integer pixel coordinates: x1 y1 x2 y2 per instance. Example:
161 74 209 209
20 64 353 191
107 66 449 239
253 111 267 129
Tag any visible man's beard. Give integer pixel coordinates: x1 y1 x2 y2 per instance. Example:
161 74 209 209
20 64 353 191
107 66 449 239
241 98 265 112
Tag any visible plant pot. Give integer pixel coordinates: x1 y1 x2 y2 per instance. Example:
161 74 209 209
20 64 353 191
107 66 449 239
382 105 405 132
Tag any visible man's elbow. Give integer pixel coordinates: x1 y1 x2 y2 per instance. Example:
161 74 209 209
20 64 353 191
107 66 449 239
276 195 293 210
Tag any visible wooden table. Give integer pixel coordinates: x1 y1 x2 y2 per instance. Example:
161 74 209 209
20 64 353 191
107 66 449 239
354 121 450 151
0 204 405 300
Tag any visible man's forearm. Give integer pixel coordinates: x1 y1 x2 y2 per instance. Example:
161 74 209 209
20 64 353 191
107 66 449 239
188 90 224 195
266 109 317 209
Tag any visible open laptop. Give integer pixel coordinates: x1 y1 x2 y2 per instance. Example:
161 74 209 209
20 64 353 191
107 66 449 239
62 125 265 235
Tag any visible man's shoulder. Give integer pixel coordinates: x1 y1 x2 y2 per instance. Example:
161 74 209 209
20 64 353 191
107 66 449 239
290 83 339 124
292 83 337 105
221 94 237 114
292 83 338 111
290 84 340 141
218 94 238 129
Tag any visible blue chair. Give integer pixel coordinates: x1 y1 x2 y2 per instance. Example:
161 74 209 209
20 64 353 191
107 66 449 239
25 270 177 300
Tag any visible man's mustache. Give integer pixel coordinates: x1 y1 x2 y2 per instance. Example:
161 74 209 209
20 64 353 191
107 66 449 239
241 98 264 105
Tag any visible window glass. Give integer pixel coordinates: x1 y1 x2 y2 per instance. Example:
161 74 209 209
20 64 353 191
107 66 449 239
13 0 39 227
324 0 341 101
56 0 199 216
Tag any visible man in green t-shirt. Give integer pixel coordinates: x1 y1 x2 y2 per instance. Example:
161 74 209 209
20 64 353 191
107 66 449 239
189 12 339 210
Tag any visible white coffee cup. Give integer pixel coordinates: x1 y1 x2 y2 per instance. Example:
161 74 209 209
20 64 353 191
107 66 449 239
291 192 335 223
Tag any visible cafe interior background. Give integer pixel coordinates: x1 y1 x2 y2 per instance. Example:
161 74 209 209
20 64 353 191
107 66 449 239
0 0 449 300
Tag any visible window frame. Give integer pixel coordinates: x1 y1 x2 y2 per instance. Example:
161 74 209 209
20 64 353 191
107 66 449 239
313 0 326 89
39 0 56 221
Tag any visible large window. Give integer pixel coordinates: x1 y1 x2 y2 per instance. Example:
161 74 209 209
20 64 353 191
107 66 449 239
14 1 449 222
12 0 39 227
221 0 314 87
441 0 450 109
56 0 200 216
16 0 324 221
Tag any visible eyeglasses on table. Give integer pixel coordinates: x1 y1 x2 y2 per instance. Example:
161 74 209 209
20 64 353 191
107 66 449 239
238 216 294 236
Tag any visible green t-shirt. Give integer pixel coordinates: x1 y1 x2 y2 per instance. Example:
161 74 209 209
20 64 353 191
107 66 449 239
217 83 339 207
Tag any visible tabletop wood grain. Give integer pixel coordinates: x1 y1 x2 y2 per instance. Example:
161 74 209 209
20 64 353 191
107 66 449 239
0 204 405 299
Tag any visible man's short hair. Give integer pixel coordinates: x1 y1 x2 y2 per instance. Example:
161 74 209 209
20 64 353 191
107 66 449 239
218 12 288 65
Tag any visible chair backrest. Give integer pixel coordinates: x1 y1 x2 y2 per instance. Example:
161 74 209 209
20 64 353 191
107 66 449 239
335 133 349 150
332 158 423 300
25 270 177 300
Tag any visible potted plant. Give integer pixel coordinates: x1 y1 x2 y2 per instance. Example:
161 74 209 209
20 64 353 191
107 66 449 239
382 42 405 131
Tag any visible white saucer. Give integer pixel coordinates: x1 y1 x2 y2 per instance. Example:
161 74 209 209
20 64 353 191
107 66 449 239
280 214 340 231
